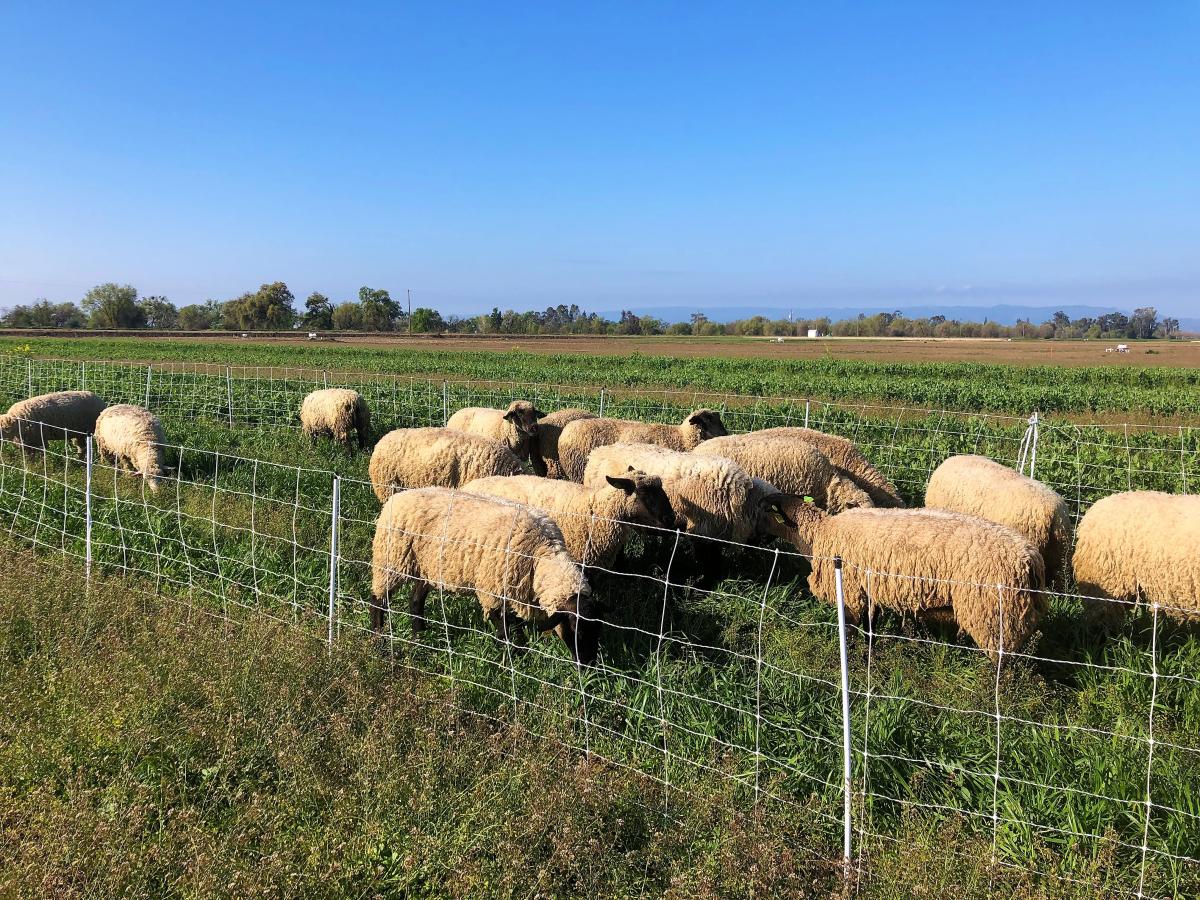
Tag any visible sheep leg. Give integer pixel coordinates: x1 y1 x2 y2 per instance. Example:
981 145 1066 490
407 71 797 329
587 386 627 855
408 580 430 633
529 453 548 477
357 426 369 451
369 592 389 633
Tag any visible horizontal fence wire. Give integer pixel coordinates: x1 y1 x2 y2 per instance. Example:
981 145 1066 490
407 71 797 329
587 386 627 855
0 354 1197 896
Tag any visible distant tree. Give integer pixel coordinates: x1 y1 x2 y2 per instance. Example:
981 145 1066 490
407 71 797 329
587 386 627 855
1160 317 1180 339
1097 311 1129 336
302 292 334 329
177 300 221 330
221 282 296 330
1127 307 1158 340
331 302 364 330
82 282 144 328
617 310 642 335
139 295 178 329
488 307 503 332
358 286 403 330
410 307 446 333
2 299 87 328
928 314 946 327
690 312 708 329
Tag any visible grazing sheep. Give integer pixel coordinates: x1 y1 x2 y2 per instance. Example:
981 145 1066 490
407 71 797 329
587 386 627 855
463 469 677 568
752 427 904 507
446 400 544 463
925 455 1070 582
583 442 795 544
1072 491 1200 625
0 390 106 455
694 432 873 513
531 407 596 477
370 487 597 663
94 404 167 491
299 388 371 449
775 501 1047 659
558 409 727 482
368 427 523 502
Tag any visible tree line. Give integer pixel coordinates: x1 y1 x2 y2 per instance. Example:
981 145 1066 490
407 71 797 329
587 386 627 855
0 282 1183 340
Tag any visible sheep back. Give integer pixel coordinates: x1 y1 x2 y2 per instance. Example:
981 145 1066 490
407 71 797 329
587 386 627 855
754 426 904 507
446 400 540 460
1072 491 1200 623
368 427 522 502
534 408 597 477
557 409 725 481
694 432 873 512
925 455 1070 580
808 507 1047 658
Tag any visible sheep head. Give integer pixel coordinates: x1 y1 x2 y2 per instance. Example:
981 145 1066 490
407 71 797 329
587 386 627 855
824 472 874 514
681 408 728 446
533 558 598 665
503 400 544 456
605 468 677 531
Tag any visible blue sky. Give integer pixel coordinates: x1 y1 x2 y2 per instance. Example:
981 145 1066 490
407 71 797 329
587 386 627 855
1 2 1197 317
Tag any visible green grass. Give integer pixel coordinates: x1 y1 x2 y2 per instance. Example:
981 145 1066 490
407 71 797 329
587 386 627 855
3 335 1200 415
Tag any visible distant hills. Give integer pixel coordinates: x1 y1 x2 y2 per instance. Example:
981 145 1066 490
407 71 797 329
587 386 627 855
593 304 1139 326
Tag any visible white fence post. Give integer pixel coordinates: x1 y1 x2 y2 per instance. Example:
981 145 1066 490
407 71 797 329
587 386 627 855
226 366 235 426
1028 411 1039 479
598 388 606 419
85 435 93 579
804 399 811 429
25 358 32 396
144 365 152 409
81 361 87 390
442 380 449 426
1017 411 1040 478
323 369 329 389
834 556 853 876
327 475 341 652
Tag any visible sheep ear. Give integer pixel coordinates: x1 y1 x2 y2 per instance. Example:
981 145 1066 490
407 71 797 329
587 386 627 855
606 475 636 494
764 494 800 527
533 409 547 419
536 611 570 633
503 410 518 422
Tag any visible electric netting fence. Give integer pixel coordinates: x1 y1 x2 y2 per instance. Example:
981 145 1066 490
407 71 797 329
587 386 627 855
0 354 1198 895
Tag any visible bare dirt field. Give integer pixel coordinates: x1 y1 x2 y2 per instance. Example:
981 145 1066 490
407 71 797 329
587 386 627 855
219 334 1200 368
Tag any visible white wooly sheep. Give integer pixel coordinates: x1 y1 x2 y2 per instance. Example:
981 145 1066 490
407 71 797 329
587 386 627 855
925 455 1070 582
777 501 1047 660
582 442 793 544
693 432 873 513
462 470 677 569
94 404 167 491
1072 491 1200 625
532 408 596 478
0 390 107 454
299 388 370 449
557 409 728 482
446 400 544 463
368 427 523 502
370 487 597 663
752 427 904 507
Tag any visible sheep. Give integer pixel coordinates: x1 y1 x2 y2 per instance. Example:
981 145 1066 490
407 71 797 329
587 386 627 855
774 501 1047 659
925 455 1070 582
751 427 904 507
299 388 371 449
367 427 523 502
557 409 728 482
583 443 796 542
370 487 597 663
445 400 544 464
0 390 106 455
1072 491 1200 626
693 432 873 513
462 469 677 569
94 404 167 491
531 407 597 477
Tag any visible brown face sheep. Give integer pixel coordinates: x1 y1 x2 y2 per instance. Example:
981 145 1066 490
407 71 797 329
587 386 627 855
693 432 873 513
583 442 795 545
773 501 1047 660
370 487 597 663
0 391 107 455
557 409 727 482
462 469 677 569
531 408 597 477
1072 491 1200 626
925 455 1070 583
445 400 545 463
752 427 904 507
300 388 371 449
367 427 523 502
94 404 167 492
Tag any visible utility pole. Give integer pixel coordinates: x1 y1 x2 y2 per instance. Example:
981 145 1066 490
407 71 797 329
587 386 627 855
407 289 412 333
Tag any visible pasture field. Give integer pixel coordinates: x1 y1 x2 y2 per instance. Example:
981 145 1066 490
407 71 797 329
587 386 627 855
2 335 1200 416
0 343 1198 896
